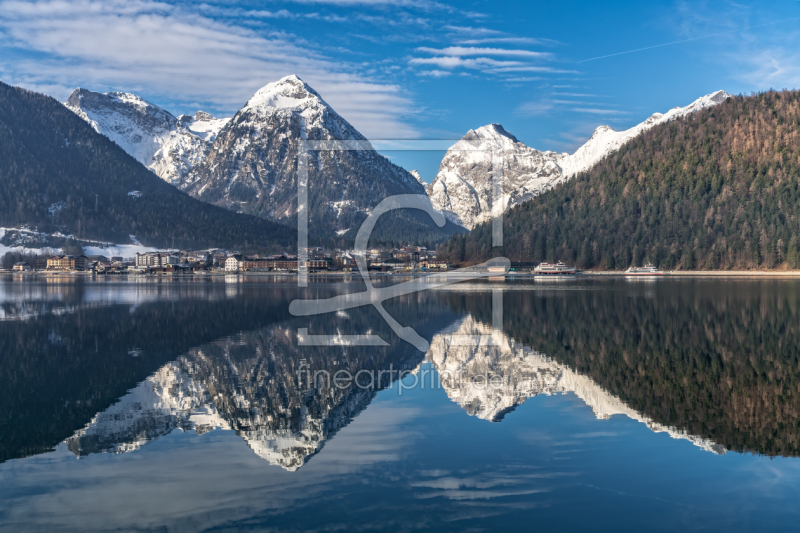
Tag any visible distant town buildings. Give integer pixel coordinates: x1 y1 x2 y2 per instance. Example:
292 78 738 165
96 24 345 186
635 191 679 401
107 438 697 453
135 252 179 268
225 254 332 272
46 255 88 271
4 245 441 275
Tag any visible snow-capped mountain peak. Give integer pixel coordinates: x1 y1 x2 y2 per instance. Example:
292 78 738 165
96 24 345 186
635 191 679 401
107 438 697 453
466 123 520 144
410 169 426 186
243 74 328 112
561 90 730 178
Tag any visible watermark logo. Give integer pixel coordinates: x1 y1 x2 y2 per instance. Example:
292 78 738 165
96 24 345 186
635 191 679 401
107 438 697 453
289 139 508 351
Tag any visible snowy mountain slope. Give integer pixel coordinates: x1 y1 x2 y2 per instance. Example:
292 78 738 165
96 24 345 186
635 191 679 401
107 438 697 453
426 316 726 454
183 75 425 234
559 90 730 177
428 91 730 229
64 89 228 185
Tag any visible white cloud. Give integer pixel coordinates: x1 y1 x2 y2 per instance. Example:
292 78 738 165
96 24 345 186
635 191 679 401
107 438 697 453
458 37 560 46
0 0 419 138
417 69 452 77
408 56 523 69
570 108 630 115
735 48 800 91
415 46 552 59
275 0 449 8
488 66 579 73
443 25 504 36
503 76 544 82
517 101 554 116
553 92 607 97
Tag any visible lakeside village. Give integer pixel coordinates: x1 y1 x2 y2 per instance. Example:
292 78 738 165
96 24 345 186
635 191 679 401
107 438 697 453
3 246 452 275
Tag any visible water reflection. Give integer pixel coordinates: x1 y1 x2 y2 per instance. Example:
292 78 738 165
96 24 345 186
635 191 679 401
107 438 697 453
61 303 734 471
66 327 423 470
4 277 800 472
427 315 726 453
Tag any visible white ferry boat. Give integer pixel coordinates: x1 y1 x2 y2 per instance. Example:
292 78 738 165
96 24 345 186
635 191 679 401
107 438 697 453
533 262 577 275
624 264 664 276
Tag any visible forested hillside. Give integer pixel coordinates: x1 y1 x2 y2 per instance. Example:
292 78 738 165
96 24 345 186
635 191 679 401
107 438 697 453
0 82 294 251
440 90 800 270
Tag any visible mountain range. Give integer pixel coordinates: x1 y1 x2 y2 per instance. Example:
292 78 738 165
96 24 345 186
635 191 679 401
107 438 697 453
62 314 726 471
427 90 730 229
439 90 800 270
65 75 460 243
62 75 731 248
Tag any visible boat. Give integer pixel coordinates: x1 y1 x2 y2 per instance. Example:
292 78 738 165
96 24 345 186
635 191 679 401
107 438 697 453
624 264 664 276
533 261 577 275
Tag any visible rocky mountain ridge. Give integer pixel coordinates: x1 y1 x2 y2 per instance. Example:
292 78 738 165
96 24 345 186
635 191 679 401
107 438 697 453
64 89 228 185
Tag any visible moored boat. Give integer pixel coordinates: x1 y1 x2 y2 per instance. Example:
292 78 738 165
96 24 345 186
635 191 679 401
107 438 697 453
624 264 664 276
533 261 577 275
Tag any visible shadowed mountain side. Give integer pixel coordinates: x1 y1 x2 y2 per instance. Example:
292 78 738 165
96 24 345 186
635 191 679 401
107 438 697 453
0 82 293 251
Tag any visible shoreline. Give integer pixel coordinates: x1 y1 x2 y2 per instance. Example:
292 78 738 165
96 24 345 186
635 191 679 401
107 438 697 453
5 269 800 279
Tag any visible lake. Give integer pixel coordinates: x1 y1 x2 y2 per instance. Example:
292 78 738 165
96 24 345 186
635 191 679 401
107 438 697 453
1 276 800 532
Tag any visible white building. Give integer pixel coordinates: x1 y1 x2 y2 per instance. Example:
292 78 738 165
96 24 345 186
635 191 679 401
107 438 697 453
136 253 180 268
225 255 243 272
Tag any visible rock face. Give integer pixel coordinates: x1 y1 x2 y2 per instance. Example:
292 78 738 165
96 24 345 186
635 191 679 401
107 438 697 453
182 75 425 233
425 316 727 454
426 124 569 229
428 90 731 229
64 89 228 185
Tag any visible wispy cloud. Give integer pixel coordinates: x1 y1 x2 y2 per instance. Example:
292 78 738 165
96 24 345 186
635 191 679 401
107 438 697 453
443 25 504 36
417 69 452 77
517 100 554 116
408 56 523 69
570 107 630 115
579 14 800 63
0 0 420 138
489 66 579 73
416 46 552 58
738 48 800 90
553 92 608 97
275 0 450 9
458 36 560 46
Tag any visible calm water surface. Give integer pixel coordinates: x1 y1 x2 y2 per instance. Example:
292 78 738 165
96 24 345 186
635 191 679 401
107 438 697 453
1 276 800 532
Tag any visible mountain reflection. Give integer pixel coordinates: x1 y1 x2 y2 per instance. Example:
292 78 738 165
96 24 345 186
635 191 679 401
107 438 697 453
5 278 800 468
64 312 727 471
427 315 726 454
65 326 425 471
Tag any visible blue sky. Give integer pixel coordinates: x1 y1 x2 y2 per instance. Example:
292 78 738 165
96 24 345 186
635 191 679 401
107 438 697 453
1 0 799 180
